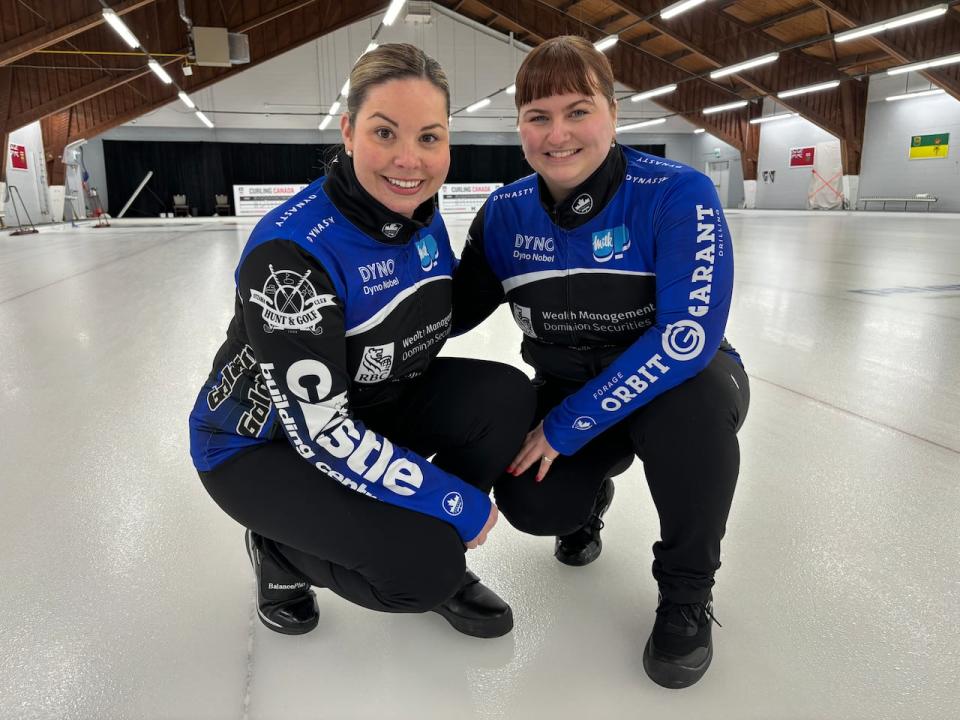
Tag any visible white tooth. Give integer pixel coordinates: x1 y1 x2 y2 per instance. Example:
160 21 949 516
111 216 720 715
388 178 421 188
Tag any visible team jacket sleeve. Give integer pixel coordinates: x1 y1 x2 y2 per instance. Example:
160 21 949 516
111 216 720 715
542 171 734 455
451 202 505 335
239 240 491 542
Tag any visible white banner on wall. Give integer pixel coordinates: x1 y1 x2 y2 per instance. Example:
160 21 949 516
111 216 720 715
807 140 843 210
233 184 307 217
438 183 502 215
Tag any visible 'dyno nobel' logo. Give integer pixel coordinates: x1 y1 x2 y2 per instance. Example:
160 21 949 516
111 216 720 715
415 234 439 271
592 226 631 262
249 265 336 333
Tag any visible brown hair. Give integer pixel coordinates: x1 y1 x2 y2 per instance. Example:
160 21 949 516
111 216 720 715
514 35 616 110
346 43 450 125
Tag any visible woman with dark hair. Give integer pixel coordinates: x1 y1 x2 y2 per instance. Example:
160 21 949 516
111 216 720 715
453 36 750 686
189 43 534 639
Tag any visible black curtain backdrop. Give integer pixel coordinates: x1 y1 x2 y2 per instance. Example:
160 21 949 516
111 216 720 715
103 140 666 217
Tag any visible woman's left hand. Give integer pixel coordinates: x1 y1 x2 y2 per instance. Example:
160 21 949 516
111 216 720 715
507 422 560 482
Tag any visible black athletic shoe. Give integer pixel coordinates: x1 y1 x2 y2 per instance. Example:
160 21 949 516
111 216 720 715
555 477 615 566
433 569 513 638
245 529 319 635
643 593 721 689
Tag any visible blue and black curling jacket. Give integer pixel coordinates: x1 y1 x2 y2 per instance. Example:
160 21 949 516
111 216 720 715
189 153 490 542
452 144 741 456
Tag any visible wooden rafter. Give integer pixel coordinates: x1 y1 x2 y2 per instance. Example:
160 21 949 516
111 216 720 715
607 0 869 173
811 0 960 102
2 0 390 137
441 0 761 177
0 0 157 67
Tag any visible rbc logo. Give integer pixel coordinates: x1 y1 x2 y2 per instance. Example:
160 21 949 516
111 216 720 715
415 234 439 272
592 226 630 263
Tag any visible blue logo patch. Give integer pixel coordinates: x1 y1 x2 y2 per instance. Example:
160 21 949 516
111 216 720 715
592 226 631 263
415 234 439 272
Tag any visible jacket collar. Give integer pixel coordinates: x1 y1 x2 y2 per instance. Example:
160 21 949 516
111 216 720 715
537 144 626 229
323 150 435 245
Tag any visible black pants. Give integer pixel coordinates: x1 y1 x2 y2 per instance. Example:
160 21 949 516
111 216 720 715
200 358 536 614
496 350 750 604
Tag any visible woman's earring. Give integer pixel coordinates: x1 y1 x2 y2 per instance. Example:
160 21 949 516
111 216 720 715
610 139 616 147
346 149 353 157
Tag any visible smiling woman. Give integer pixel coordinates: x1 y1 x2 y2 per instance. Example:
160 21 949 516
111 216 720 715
188 43 536 642
451 35 750 690
340 44 450 218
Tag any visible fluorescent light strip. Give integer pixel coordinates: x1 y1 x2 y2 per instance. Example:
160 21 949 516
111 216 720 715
630 84 677 102
362 42 378 56
778 80 840 98
341 79 350 97
505 84 516 95
383 0 407 26
594 35 619 52
885 88 946 102
750 112 799 125
177 91 195 109
328 100 341 115
693 128 706 134
887 52 960 76
661 0 708 20
466 98 491 113
101 8 140 49
617 118 668 132
195 110 214 128
703 100 748 114
835 4 948 43
319 115 334 130
147 59 173 84
710 53 779 79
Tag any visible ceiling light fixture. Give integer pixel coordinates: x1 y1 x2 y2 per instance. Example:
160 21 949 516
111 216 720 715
147 59 173 84
834 4 948 43
616 118 668 132
778 80 841 98
702 100 748 114
749 112 800 125
466 98 491 113
661 0 709 21
630 84 677 102
383 0 407 26
101 8 140 49
887 52 960 76
710 53 779 79
885 88 946 102
594 35 619 52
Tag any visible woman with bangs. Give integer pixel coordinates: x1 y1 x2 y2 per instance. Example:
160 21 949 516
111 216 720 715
453 35 750 688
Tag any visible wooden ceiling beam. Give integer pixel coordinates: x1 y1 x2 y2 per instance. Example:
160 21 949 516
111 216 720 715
609 0 868 174
457 0 759 171
811 0 960 102
0 0 157 67
2 0 390 138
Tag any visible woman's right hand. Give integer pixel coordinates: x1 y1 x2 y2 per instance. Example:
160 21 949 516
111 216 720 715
465 503 499 549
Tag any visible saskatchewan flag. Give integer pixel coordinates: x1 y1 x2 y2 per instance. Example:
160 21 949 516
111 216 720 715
909 133 949 159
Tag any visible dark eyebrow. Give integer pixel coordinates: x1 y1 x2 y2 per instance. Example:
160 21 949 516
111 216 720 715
370 112 398 126
369 113 444 132
523 97 595 115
